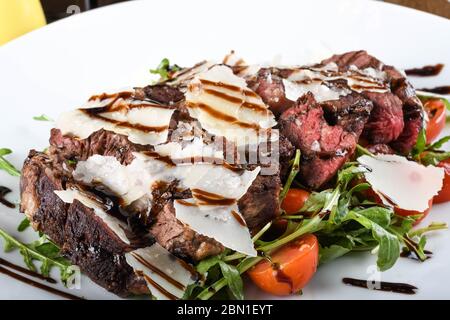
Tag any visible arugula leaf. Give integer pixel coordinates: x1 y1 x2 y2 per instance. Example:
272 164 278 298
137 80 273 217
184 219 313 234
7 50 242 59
427 136 450 150
0 148 21 177
196 255 223 275
279 149 300 202
218 262 244 300
412 128 427 159
33 114 53 121
17 218 30 232
319 244 351 264
0 228 73 283
420 151 450 166
150 58 181 81
408 221 447 238
344 210 400 271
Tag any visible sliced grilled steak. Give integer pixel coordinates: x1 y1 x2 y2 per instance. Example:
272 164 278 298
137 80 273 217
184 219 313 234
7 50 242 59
142 84 185 105
384 66 424 154
149 201 223 262
361 91 404 144
238 174 281 233
280 93 371 189
320 50 383 71
320 50 424 154
49 129 226 261
248 67 295 116
20 150 69 244
19 151 148 297
49 128 145 165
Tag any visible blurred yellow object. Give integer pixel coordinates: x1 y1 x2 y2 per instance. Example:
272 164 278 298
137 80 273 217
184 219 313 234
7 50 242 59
0 0 47 45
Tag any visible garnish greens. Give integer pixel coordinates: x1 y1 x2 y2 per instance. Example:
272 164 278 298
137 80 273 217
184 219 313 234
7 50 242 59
183 148 447 300
412 132 450 166
150 58 181 81
17 217 31 232
412 95 450 165
0 148 20 177
33 114 53 121
0 228 74 284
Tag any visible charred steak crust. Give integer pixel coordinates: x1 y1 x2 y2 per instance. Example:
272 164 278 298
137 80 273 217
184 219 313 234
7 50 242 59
49 128 146 165
238 174 282 233
63 200 148 296
19 151 148 297
49 129 225 262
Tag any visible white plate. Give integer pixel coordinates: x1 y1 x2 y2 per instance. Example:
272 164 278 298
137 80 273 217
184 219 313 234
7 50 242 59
1 0 450 300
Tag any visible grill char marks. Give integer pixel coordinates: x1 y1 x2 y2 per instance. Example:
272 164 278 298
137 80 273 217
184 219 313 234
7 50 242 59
19 151 149 297
49 129 226 262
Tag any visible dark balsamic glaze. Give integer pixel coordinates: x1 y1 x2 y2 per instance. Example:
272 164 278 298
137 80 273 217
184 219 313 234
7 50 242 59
0 258 56 283
191 188 236 206
400 249 433 260
81 91 170 133
342 277 417 295
231 210 247 227
187 102 260 130
0 186 15 209
418 86 450 95
405 64 444 77
0 265 83 300
272 263 294 293
131 253 185 290
141 273 177 300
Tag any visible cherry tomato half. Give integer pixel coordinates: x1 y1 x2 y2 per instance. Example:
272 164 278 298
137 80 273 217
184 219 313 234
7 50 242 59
247 234 318 296
269 189 311 238
281 188 311 214
425 99 446 144
394 199 433 225
434 158 450 204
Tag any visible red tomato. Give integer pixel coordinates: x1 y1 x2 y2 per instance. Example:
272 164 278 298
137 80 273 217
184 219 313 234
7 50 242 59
434 158 450 203
355 178 433 225
248 234 319 296
394 199 433 225
281 188 311 214
268 189 311 238
424 99 446 144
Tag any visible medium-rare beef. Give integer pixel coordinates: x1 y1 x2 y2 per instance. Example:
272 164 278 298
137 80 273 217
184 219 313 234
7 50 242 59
280 93 371 189
248 68 295 115
367 144 395 155
384 66 424 154
20 151 148 296
320 50 424 154
361 92 404 144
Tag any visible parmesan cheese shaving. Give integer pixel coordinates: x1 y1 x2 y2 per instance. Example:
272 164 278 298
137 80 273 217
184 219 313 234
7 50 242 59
358 154 444 212
57 93 175 146
185 65 277 146
174 199 257 257
125 244 197 300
